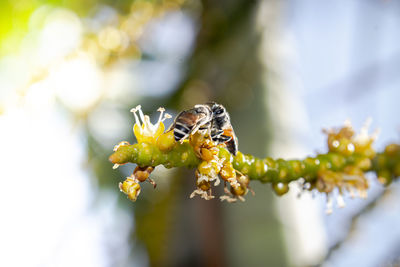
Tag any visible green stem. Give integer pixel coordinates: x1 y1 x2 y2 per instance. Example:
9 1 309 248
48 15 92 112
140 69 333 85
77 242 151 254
109 142 400 185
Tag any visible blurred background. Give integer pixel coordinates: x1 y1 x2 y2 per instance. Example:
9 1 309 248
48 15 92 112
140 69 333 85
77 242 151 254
1 0 400 266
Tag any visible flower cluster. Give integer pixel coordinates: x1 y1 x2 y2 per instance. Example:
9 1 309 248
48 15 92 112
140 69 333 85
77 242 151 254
110 106 400 212
325 119 377 158
113 105 252 202
312 120 377 213
188 132 252 202
116 105 175 201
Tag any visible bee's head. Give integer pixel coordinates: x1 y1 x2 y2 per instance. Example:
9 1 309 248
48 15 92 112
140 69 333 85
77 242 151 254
193 104 212 117
210 103 230 127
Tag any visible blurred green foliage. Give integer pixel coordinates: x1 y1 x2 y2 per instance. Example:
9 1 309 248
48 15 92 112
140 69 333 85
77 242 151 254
2 0 290 265
0 0 137 54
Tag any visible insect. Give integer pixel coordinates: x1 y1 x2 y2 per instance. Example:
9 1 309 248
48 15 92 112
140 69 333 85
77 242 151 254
170 104 213 142
170 102 239 155
207 102 238 156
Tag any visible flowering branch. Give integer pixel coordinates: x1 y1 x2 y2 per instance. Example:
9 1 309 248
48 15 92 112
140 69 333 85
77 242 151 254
109 106 400 209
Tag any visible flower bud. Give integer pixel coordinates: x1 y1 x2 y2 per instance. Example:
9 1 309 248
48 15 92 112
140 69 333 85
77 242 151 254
134 166 154 182
231 183 247 196
119 179 141 201
156 130 176 152
272 182 289 196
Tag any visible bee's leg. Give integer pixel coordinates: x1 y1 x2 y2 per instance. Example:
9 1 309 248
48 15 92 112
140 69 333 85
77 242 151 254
178 132 190 144
196 121 211 135
147 177 157 188
191 120 204 135
206 122 213 137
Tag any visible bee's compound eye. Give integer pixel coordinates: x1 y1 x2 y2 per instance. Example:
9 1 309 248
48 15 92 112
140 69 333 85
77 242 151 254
215 109 224 115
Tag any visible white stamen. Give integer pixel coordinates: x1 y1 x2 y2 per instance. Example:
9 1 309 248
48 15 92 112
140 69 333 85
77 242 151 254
337 194 346 208
355 118 379 144
113 164 120 169
344 119 352 128
135 105 145 122
227 177 239 187
143 115 153 133
311 191 317 198
130 105 141 113
211 158 224 169
130 106 172 139
206 175 221 186
204 194 215 200
303 183 311 190
197 174 209 183
363 117 372 131
348 188 356 199
130 105 142 127
190 189 213 200
238 196 246 202
133 112 141 127
359 190 368 199
326 195 333 214
157 107 165 123
347 143 355 152
371 128 380 141
220 195 237 203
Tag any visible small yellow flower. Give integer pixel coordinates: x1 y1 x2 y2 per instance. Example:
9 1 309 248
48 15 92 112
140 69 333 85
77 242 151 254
130 105 172 144
119 178 141 202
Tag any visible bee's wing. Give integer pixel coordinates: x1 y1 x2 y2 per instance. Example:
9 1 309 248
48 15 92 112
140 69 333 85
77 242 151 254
215 135 232 142
226 132 238 155
211 129 224 140
167 110 188 131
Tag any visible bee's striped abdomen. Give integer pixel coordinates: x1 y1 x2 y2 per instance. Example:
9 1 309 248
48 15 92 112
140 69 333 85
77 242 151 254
171 106 213 142
173 121 192 141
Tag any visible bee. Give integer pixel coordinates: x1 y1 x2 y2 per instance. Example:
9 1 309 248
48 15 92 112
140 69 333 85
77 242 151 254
170 104 213 142
207 102 238 156
170 102 238 155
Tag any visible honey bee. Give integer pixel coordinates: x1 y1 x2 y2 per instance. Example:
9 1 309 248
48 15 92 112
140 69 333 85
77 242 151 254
207 102 238 156
170 103 238 154
170 104 213 142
